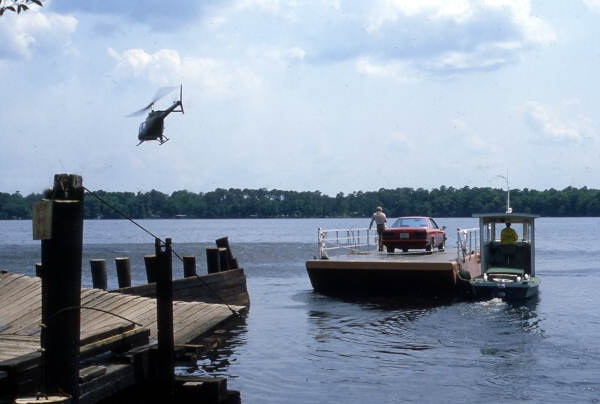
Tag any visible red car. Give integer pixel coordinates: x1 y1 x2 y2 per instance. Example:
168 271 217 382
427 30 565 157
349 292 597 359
381 216 446 253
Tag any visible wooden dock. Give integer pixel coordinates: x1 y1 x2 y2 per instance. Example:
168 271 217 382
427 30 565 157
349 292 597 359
0 271 246 402
115 268 250 307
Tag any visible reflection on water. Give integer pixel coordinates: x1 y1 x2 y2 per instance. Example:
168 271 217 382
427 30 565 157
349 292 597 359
178 313 249 378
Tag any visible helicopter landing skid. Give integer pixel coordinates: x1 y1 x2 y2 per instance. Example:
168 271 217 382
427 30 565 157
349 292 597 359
136 136 170 146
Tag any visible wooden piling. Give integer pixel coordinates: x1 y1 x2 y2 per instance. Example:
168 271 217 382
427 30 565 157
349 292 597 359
206 248 220 274
90 259 108 290
155 238 174 399
218 247 230 272
35 262 42 278
144 254 157 283
39 173 84 402
115 257 132 288
183 256 196 278
216 237 237 269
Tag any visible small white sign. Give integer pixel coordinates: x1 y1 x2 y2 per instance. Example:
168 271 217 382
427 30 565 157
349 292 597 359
32 200 53 240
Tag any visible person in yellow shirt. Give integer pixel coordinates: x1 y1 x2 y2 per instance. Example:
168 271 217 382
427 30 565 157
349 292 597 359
500 222 518 244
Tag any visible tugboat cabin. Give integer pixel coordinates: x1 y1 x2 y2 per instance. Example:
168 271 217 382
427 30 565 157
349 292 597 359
474 213 539 278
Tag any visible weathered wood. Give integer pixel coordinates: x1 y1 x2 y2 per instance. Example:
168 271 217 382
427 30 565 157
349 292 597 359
79 328 150 362
144 254 157 283
218 247 230 271
78 364 136 404
40 173 84 401
183 256 196 277
155 238 175 396
215 237 238 269
206 248 220 274
78 365 106 383
90 259 108 290
174 375 228 402
0 271 246 402
35 263 42 278
0 272 244 345
115 257 132 288
115 268 250 306
80 323 135 346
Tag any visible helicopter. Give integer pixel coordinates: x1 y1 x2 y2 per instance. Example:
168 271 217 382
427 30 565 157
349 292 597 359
129 85 184 146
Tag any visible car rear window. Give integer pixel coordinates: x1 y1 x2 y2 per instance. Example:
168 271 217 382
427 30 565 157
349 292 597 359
392 218 427 227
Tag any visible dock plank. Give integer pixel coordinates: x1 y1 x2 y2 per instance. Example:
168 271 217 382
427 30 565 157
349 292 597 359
0 272 245 366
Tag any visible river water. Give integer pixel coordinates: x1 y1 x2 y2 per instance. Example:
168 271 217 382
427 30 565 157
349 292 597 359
1 218 599 403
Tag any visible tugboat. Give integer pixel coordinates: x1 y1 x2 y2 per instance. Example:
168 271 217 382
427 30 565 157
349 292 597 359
469 211 540 300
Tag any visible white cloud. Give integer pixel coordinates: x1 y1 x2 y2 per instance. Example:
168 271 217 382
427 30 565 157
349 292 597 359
0 10 77 60
286 46 306 61
181 56 262 98
366 0 474 30
522 101 585 143
450 118 486 148
363 0 556 74
246 45 306 66
582 0 600 13
355 58 414 83
2 1 599 195
47 0 205 30
108 48 182 85
108 47 262 97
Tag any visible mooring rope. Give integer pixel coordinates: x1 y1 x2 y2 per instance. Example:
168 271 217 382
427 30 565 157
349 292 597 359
41 305 143 328
83 186 184 262
82 186 242 316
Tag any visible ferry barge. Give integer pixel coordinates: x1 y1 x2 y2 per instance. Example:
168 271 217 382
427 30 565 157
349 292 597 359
305 226 481 297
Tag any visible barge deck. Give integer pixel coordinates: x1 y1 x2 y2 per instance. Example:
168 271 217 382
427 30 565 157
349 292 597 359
306 227 481 297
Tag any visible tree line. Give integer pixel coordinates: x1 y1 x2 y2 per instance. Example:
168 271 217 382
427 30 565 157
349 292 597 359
2 186 600 220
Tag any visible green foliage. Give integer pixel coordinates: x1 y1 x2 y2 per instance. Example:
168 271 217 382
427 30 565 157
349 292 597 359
3 186 600 220
0 0 43 16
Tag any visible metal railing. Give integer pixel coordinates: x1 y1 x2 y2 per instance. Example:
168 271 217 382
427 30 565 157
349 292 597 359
456 227 479 262
315 226 480 261
316 227 375 259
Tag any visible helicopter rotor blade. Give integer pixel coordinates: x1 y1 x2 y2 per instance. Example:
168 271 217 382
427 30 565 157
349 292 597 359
126 85 179 117
127 102 154 117
153 85 179 103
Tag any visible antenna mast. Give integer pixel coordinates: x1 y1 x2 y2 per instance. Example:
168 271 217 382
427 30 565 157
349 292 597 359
497 170 511 213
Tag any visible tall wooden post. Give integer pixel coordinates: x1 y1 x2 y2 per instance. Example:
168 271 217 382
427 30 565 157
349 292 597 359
115 257 132 288
206 248 221 274
183 255 197 277
218 247 230 272
144 254 157 283
37 174 84 402
155 237 174 399
90 259 108 290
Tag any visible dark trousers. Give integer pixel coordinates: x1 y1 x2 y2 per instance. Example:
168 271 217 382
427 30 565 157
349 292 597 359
376 224 385 251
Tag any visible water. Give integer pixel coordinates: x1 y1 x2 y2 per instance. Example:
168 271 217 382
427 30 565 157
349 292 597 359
1 218 599 403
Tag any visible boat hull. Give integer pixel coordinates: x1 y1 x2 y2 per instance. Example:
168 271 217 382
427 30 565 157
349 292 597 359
305 251 476 297
470 277 540 301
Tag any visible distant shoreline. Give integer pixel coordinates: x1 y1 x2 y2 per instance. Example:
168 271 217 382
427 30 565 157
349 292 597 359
2 186 598 219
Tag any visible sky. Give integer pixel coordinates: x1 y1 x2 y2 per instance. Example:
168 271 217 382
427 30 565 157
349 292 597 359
1 0 599 196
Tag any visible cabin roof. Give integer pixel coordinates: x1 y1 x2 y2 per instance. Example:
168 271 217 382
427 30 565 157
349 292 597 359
472 212 539 221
